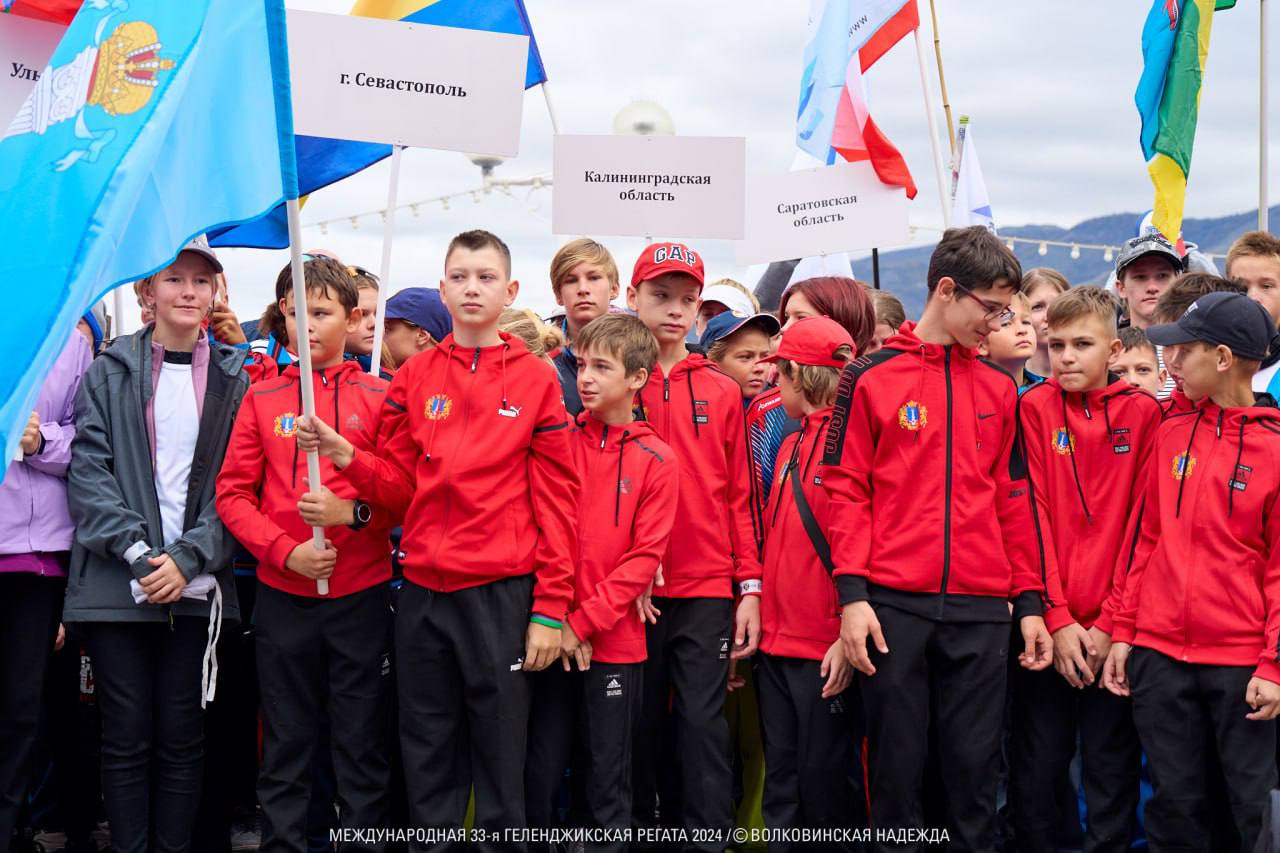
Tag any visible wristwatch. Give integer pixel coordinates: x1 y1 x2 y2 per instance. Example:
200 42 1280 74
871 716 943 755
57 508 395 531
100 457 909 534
349 498 373 531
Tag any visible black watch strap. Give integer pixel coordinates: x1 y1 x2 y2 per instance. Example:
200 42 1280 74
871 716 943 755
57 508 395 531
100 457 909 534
349 498 372 531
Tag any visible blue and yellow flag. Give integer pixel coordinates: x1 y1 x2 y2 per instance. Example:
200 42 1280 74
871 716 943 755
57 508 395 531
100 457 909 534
212 0 548 249
0 0 296 464
1135 0 1217 243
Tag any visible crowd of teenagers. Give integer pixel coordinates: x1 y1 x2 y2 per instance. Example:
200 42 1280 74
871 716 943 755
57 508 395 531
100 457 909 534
3 222 1280 853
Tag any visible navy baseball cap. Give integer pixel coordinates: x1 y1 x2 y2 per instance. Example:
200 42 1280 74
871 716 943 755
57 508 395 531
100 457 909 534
698 309 781 350
1146 291 1279 362
385 287 452 343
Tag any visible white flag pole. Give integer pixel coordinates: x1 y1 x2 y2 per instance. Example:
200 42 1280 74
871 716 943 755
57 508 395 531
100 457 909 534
369 144 403 377
540 81 562 135
286 197 329 596
913 28 951 229
1261 0 1270 232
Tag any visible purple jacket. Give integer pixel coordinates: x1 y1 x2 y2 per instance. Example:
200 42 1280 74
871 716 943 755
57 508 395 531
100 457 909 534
0 331 93 570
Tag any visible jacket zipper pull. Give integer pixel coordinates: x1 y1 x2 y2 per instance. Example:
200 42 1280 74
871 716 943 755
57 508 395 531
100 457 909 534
1082 398 1092 419
663 377 670 402
471 348 481 374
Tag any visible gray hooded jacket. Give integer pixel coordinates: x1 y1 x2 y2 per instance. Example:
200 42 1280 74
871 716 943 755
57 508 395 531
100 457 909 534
63 327 249 624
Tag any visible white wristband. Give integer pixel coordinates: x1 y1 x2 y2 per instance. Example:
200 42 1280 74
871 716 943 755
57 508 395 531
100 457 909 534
739 579 762 595
123 540 151 565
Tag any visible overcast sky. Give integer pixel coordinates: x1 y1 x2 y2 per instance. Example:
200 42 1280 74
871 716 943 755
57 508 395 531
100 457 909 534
173 0 1280 336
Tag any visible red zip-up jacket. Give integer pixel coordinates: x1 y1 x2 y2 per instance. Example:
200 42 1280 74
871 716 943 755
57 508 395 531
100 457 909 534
1018 377 1163 634
634 352 762 599
565 414 678 664
761 408 841 660
1109 397 1280 681
819 323 1043 621
1162 388 1194 416
341 332 580 621
216 361 395 598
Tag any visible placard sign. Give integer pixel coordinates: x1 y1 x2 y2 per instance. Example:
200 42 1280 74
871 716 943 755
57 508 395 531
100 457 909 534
552 134 746 240
734 161 909 265
0 15 66 131
286 10 527 155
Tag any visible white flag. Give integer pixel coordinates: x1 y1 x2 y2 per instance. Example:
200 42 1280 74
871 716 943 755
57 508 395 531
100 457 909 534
950 121 995 233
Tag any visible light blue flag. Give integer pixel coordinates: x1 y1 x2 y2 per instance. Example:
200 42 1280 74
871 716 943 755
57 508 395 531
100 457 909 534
0 0 295 468
1135 0 1183 160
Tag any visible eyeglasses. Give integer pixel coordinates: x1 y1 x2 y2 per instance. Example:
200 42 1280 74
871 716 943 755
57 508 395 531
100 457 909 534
347 265 379 283
953 281 1015 324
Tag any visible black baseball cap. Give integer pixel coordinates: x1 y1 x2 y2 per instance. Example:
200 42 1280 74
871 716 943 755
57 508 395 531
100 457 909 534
1115 233 1183 276
1146 291 1279 361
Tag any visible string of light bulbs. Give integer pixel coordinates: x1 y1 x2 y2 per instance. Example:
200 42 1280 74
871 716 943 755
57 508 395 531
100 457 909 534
306 175 552 235
907 224 1225 263
306 187 1224 264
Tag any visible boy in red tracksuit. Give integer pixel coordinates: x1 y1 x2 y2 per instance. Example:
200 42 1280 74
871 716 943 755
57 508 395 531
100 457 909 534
216 258 396 852
626 242 763 847
821 226 1053 852
1011 287 1163 851
542 314 678 850
1151 274 1248 417
754 317 865 847
298 231 579 849
1103 290 1280 850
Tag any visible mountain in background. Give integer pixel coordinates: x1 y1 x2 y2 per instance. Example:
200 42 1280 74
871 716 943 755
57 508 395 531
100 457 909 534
814 204 1280 319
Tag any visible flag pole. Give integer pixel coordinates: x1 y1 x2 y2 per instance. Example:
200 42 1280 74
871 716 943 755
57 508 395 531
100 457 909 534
928 0 957 159
913 29 951 228
1261 0 1269 231
871 248 881 289
369 144 403 377
540 80 562 135
112 284 126 338
285 200 329 596
267 0 328 595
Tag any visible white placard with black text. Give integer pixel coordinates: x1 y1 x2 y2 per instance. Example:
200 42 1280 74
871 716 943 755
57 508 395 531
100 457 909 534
0 15 66 131
552 134 746 240
735 161 909 265
286 10 527 155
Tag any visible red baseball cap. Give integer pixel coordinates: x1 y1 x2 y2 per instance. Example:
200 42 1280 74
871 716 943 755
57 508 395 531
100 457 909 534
631 242 705 290
762 316 855 368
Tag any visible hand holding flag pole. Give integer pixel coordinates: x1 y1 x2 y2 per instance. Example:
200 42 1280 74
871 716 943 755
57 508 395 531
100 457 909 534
267 0 328 595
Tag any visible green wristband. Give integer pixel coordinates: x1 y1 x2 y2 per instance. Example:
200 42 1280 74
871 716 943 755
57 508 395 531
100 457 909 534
530 614 562 630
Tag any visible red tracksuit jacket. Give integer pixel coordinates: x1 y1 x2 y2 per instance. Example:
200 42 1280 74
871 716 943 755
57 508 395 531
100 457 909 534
1162 388 1194 416
564 414 678 664
1018 377 1163 634
216 361 395 598
761 408 841 661
819 323 1043 621
634 352 762 599
341 332 581 621
1109 397 1280 681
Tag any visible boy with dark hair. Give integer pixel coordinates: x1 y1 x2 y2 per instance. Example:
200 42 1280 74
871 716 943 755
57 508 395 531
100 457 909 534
626 242 762 848
299 229 580 849
529 313 678 851
1113 327 1168 397
821 225 1053 851
217 257 396 853
1103 290 1280 851
1011 286 1162 851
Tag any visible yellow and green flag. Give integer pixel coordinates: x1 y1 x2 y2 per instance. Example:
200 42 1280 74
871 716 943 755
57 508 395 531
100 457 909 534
1135 0 1221 243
